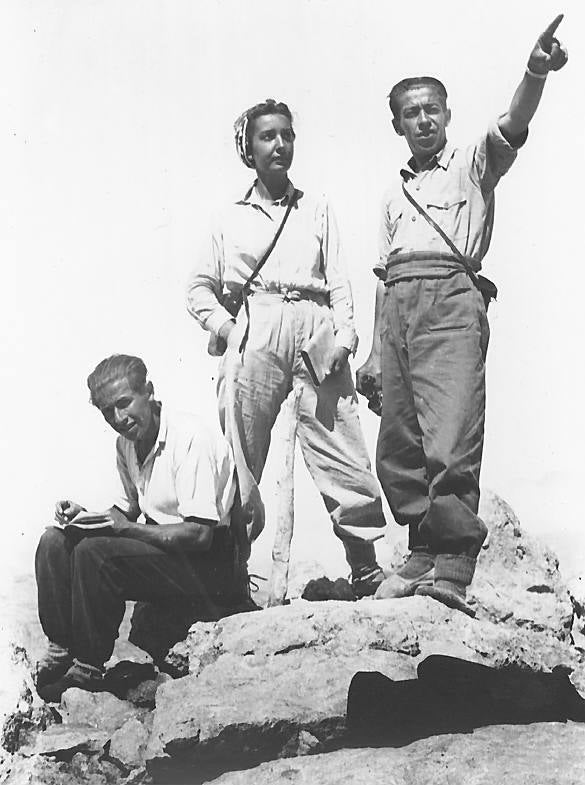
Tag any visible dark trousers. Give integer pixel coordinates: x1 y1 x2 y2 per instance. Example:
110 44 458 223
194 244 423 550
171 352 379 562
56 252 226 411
376 273 489 560
35 526 236 667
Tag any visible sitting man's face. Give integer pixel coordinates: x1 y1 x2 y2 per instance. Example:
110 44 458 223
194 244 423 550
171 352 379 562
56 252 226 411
96 376 154 442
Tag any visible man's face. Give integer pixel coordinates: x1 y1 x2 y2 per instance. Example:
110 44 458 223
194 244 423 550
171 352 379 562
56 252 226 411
250 113 295 178
96 376 154 442
393 85 451 164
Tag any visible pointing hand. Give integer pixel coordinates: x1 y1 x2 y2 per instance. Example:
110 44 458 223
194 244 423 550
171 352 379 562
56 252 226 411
527 14 568 75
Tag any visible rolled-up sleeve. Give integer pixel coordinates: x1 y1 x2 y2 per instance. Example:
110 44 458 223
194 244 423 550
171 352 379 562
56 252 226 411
321 200 358 354
470 120 527 195
186 222 235 337
175 431 236 526
113 441 141 519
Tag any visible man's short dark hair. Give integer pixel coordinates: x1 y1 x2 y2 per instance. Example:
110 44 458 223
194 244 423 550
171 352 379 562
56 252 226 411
87 354 148 407
388 77 448 121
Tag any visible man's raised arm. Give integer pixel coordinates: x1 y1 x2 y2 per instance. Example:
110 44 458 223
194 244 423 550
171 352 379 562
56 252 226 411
498 14 568 143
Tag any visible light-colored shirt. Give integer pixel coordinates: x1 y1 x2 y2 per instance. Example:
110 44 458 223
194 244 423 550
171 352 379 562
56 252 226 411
113 406 236 527
376 121 525 281
187 180 358 353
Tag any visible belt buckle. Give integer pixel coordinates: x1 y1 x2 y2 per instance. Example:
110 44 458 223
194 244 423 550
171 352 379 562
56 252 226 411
282 288 302 302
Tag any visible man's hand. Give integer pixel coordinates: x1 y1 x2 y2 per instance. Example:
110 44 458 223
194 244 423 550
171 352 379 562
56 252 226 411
527 14 568 75
356 357 382 398
329 347 350 375
54 500 85 525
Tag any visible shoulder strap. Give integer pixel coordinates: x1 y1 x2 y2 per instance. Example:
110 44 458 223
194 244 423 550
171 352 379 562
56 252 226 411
243 188 299 294
401 182 481 289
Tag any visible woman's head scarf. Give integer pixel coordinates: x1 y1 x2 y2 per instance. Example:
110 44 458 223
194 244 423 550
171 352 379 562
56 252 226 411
234 110 255 169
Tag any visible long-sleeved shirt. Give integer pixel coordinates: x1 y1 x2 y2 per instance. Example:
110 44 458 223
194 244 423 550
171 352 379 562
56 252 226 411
187 180 358 353
376 121 526 282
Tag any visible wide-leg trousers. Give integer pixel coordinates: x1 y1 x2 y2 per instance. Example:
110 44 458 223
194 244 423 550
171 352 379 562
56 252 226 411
376 272 489 563
217 292 386 562
35 526 235 666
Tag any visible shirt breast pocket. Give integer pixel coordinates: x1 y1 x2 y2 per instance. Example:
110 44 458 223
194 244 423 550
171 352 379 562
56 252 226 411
426 198 467 245
426 198 466 224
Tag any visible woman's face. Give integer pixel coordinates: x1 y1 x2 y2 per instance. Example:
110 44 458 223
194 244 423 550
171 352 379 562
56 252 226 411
249 113 295 178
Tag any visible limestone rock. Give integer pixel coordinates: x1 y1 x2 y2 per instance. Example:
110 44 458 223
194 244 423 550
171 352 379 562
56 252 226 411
0 754 67 785
568 574 585 636
60 689 144 735
108 716 152 771
473 492 574 639
382 491 574 640
19 723 109 757
151 598 585 781
163 620 217 677
1 644 55 754
125 673 172 708
68 752 122 784
210 722 585 785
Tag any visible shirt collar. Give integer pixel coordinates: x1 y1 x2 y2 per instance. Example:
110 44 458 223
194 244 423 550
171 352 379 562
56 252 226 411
155 402 168 447
400 141 456 180
238 179 302 208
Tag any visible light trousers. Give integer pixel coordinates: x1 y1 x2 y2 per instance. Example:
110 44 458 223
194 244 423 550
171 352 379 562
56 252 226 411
217 293 386 566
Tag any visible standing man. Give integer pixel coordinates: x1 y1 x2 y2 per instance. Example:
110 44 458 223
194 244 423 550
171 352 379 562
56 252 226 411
35 354 240 701
357 17 568 616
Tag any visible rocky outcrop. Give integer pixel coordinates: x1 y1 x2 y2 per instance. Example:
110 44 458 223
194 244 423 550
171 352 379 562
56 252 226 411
2 491 584 785
209 723 585 785
146 597 585 781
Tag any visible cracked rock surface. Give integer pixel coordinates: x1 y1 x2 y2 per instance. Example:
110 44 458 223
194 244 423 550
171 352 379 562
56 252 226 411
3 491 585 784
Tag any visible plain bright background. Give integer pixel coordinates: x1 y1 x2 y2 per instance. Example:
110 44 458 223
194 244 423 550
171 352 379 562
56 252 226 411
1 1 584 645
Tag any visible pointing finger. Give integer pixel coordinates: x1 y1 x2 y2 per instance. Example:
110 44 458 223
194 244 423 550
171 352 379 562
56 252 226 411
543 13 564 39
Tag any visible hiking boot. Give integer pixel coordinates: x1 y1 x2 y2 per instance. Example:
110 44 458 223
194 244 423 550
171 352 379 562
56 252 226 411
35 644 73 691
415 579 476 618
37 661 105 703
374 551 435 599
352 565 386 599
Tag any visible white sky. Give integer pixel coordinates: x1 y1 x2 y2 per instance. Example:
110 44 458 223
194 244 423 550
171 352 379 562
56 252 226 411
2 0 584 616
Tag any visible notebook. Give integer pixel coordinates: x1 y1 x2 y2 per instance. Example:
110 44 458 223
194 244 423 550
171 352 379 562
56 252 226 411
301 321 335 386
50 511 113 531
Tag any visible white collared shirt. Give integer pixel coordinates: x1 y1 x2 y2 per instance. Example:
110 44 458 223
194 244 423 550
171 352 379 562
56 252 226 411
376 121 525 278
113 406 235 527
187 181 358 353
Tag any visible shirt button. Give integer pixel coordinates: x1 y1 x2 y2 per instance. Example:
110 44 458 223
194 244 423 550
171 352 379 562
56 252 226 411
411 216 416 222
415 185 420 191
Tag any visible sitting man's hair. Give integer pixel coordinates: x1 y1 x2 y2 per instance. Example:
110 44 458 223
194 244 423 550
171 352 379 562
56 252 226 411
388 77 448 121
87 354 148 406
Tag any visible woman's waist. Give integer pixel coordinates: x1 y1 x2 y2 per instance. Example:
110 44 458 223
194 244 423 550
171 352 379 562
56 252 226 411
225 280 329 305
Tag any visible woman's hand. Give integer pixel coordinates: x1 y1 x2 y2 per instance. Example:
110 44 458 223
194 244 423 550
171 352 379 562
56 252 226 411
329 347 350 375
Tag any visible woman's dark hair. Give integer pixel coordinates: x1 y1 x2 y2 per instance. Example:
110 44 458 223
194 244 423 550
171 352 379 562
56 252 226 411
245 98 294 145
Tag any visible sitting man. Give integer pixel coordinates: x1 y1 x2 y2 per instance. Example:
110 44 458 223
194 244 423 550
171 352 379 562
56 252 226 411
35 353 244 701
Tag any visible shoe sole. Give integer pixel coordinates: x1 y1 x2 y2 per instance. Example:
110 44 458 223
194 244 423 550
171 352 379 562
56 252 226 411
375 569 435 599
415 585 476 618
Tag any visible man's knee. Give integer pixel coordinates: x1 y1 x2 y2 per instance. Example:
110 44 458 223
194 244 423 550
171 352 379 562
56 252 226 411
36 527 67 563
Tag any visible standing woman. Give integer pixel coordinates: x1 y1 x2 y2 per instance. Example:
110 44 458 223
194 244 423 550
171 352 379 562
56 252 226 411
187 99 386 597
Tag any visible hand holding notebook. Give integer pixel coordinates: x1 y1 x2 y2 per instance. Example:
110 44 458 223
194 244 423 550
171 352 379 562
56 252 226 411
301 321 336 386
